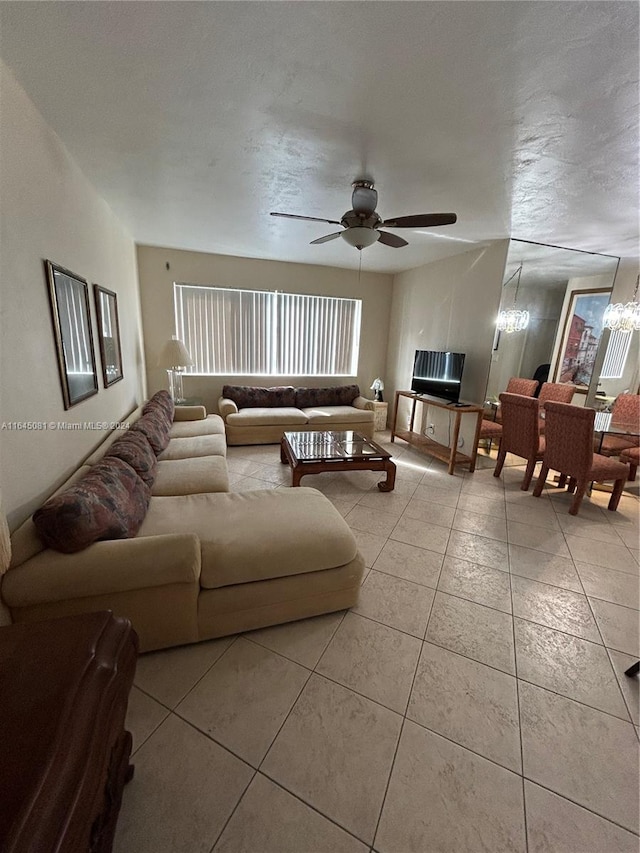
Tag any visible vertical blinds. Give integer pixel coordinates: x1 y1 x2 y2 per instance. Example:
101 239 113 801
174 284 362 376
56 275 93 375
600 330 633 379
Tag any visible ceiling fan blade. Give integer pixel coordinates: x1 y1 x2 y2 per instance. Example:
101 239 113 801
270 212 342 226
382 213 457 228
377 230 408 248
310 231 343 245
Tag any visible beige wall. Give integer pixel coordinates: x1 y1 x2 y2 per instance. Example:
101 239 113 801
136 245 393 411
386 241 509 448
0 63 146 527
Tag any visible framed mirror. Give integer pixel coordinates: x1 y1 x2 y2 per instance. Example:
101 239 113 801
94 284 123 387
45 260 99 409
485 241 619 405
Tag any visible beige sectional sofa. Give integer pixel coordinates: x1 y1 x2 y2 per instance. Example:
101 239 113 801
1 393 364 652
219 383 375 445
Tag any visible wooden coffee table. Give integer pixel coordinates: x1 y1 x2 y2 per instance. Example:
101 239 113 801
280 430 396 491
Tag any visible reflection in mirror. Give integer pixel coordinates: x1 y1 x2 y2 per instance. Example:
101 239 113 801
485 240 619 407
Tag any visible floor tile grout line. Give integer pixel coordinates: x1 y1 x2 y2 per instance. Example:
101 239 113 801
603 645 639 727
519 775 640 839
255 768 376 849
207 766 258 853
508 538 530 853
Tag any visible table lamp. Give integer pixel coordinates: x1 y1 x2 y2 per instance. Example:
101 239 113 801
157 335 194 403
370 377 384 402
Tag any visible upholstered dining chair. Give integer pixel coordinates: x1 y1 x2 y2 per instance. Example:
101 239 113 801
493 393 545 490
597 393 640 457
532 402 630 515
490 377 538 424
620 446 639 481
537 382 576 433
478 418 503 453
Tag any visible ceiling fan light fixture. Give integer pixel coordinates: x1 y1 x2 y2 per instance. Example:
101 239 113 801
341 227 380 250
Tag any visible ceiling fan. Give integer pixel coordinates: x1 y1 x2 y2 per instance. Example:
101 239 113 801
270 180 457 250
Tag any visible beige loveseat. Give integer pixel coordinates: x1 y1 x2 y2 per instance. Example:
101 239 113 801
219 383 376 445
1 392 364 652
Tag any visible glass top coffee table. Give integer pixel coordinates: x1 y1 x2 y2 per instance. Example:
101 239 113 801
280 430 396 491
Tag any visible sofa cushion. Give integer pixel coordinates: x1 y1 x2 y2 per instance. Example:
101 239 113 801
295 385 360 407
157 434 227 460
301 405 375 425
226 407 308 427
170 414 226 439
130 411 172 455
105 430 158 487
153 456 229 495
32 457 151 554
222 385 296 408
138 488 358 588
143 389 175 423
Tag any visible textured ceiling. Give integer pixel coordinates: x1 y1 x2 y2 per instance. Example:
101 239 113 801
1 1 638 274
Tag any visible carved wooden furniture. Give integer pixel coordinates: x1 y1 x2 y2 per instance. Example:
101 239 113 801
391 390 484 475
281 430 396 491
0 611 138 853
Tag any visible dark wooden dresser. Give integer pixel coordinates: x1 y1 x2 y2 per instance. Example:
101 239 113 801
0 611 138 853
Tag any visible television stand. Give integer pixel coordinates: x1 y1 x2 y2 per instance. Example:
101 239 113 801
391 390 484 474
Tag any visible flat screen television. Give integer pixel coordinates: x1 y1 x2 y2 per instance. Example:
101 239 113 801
411 350 466 403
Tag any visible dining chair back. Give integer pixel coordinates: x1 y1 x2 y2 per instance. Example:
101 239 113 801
493 393 544 489
537 383 576 434
598 393 640 456
506 377 538 396
533 402 630 515
538 382 576 405
491 377 539 426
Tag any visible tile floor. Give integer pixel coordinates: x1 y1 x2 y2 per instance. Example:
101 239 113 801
115 434 640 853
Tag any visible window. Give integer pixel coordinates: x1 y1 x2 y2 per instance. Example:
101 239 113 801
174 284 362 376
600 330 633 379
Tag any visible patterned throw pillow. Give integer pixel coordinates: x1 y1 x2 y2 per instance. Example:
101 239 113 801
222 385 296 408
130 410 171 454
33 457 151 553
143 389 175 423
105 430 157 487
295 384 360 408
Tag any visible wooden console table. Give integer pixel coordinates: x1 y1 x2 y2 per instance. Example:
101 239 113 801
0 611 138 853
391 390 484 474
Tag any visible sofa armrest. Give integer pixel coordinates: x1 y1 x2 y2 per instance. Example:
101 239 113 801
173 405 207 422
352 395 375 411
1 534 201 608
218 397 238 419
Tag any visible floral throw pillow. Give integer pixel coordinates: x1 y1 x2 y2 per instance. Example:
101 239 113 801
33 457 151 553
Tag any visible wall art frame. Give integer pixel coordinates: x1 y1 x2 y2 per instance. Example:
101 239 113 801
93 284 124 387
45 260 99 409
553 287 612 393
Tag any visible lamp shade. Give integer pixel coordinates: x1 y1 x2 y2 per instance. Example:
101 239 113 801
157 336 194 369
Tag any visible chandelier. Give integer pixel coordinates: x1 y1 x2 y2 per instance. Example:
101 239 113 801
603 274 640 333
497 263 530 333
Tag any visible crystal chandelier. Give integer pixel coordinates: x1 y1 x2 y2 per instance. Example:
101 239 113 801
603 274 640 333
497 263 530 333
